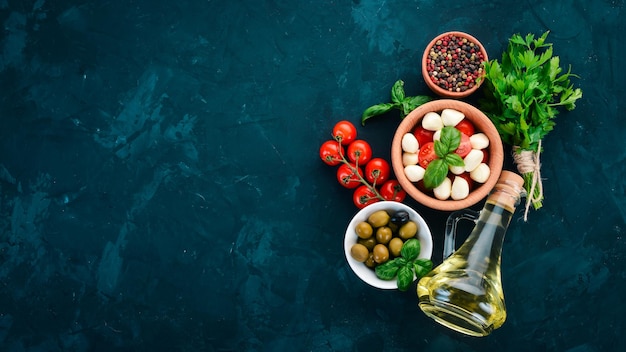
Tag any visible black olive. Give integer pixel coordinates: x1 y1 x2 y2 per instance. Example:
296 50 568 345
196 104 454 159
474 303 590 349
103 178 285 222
390 210 410 226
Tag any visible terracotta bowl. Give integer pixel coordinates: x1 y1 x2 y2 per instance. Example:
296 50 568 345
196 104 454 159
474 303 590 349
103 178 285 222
422 31 488 98
344 201 433 290
391 100 504 211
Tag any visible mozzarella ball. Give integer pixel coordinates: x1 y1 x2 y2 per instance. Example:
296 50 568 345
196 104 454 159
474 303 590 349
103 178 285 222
404 165 426 182
433 177 452 200
469 133 490 149
401 133 419 153
470 163 491 183
463 149 484 172
441 108 465 127
422 112 444 131
402 152 419 166
451 177 470 200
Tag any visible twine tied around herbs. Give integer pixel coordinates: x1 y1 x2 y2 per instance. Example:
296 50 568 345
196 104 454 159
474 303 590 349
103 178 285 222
512 140 543 221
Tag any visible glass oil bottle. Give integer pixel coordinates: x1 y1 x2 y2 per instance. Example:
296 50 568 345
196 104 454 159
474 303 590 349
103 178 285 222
416 171 525 337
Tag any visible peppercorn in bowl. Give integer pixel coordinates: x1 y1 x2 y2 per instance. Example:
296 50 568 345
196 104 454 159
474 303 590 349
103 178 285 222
422 31 488 98
344 201 433 290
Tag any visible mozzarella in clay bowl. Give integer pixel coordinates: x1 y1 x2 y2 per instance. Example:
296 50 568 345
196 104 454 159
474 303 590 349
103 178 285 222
401 108 491 201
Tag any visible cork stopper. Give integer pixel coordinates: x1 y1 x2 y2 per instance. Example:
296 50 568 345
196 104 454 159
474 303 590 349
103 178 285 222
487 171 525 211
497 171 524 190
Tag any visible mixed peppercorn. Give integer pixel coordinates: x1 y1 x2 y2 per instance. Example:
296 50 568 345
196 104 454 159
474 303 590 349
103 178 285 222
425 34 486 93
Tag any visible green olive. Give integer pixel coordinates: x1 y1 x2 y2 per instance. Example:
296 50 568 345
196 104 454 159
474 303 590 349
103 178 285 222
368 210 390 228
388 237 404 257
373 244 390 264
355 221 373 239
399 221 419 240
357 236 377 251
365 253 376 268
375 226 393 245
350 243 370 262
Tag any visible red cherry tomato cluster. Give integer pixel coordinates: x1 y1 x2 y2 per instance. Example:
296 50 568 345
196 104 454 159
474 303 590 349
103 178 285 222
319 120 406 209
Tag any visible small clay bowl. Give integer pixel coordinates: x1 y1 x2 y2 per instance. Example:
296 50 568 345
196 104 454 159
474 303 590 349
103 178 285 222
391 100 503 211
422 31 488 98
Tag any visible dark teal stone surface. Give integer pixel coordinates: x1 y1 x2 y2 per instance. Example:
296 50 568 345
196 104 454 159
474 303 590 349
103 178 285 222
0 0 624 351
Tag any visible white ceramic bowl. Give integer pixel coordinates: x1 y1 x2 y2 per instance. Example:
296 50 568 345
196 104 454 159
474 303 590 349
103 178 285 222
343 201 433 289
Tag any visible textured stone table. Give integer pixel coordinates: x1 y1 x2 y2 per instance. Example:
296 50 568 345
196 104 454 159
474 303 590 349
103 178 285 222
0 0 623 351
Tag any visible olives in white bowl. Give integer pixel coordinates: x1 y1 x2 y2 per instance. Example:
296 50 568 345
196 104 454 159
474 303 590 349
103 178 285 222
344 201 433 290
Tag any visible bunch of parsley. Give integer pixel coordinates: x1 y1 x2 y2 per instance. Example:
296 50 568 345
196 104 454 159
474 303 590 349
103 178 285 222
479 31 582 213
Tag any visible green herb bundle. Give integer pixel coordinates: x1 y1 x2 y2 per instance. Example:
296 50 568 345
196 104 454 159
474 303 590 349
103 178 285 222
479 31 582 220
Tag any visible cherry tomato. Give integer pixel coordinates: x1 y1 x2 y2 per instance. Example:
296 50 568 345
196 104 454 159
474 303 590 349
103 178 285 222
319 140 344 166
418 142 437 168
412 126 435 147
347 140 372 165
481 149 489 163
454 133 472 158
455 172 474 192
336 163 362 189
455 119 475 136
332 120 357 146
353 185 379 209
380 180 406 202
364 158 390 185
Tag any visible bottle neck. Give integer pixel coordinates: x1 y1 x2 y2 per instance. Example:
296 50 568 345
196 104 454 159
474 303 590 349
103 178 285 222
485 178 525 214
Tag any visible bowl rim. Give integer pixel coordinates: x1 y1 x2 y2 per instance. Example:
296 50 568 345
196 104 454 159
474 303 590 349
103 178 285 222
343 201 433 290
422 31 489 98
391 99 504 211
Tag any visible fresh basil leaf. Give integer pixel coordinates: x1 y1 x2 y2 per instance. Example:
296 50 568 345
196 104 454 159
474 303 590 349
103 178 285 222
375 258 401 280
396 265 414 291
439 126 461 154
401 101 412 117
400 238 421 262
391 80 405 104
395 257 408 267
423 158 448 189
444 153 464 167
434 140 447 159
414 259 433 278
361 103 395 126
404 95 433 111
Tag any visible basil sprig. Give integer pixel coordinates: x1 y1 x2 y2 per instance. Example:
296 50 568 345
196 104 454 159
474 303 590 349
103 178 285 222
361 80 432 126
423 127 465 189
375 238 433 291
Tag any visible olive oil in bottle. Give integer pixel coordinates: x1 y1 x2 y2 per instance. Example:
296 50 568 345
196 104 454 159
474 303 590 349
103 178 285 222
417 171 525 337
